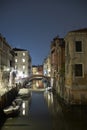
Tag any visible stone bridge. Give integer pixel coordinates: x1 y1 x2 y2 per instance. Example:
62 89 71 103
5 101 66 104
27 74 50 82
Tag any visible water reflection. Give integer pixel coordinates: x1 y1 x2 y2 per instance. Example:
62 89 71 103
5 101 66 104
20 97 31 117
44 91 87 130
1 91 87 130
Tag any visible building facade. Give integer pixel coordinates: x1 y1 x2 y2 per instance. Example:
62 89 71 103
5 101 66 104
55 38 65 98
32 65 43 75
13 48 32 79
43 54 51 77
50 36 65 92
64 28 87 104
0 34 15 88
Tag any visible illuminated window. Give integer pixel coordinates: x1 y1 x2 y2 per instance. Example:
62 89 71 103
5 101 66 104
15 59 17 62
23 53 25 56
22 58 25 62
15 65 17 69
23 65 25 69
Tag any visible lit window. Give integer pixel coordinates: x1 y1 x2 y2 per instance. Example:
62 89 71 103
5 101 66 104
22 59 25 62
23 53 25 56
15 59 17 62
15 65 17 69
23 65 25 69
74 64 83 77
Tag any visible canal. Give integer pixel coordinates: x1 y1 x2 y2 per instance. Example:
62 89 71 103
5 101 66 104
1 90 87 130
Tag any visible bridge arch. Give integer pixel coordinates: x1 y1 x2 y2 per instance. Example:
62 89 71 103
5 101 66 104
27 74 50 82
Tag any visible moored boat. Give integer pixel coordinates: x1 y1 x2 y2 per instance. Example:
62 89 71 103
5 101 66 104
3 98 23 117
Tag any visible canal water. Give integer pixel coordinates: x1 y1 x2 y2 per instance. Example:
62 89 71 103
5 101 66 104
1 90 87 130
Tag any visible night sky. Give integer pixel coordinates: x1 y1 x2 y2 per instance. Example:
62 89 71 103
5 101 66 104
0 0 87 65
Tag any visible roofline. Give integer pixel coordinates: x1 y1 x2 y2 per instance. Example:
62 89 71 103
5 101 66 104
13 47 28 51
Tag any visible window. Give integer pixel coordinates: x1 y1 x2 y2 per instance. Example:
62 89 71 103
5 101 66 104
23 53 25 56
75 41 82 52
10 60 12 67
23 65 25 70
15 59 17 62
15 53 17 56
15 65 18 69
75 64 83 77
22 58 25 62
15 65 16 69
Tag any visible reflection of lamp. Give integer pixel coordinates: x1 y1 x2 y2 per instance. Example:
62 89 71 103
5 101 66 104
22 102 26 116
48 93 51 100
22 109 25 115
22 102 25 109
50 93 53 103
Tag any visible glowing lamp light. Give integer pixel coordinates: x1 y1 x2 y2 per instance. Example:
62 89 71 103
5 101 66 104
22 109 25 115
22 102 25 109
